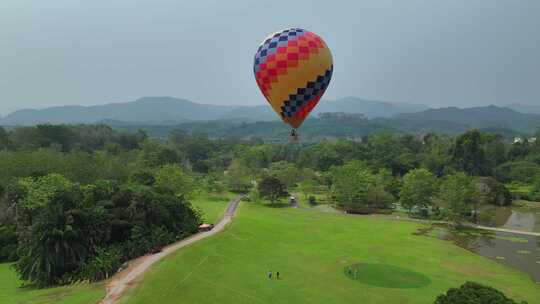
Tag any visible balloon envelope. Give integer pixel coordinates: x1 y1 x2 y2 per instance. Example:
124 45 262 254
253 28 333 129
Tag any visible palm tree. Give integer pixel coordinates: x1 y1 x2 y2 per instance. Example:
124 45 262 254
15 194 87 287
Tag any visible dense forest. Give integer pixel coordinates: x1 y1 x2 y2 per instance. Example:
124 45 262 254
108 113 529 142
1 124 540 287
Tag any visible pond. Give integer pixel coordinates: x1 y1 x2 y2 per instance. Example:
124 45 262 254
478 200 540 233
417 225 540 283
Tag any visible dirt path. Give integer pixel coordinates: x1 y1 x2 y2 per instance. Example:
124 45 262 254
99 195 242 304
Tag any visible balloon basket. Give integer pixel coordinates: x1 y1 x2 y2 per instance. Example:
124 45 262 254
289 129 299 142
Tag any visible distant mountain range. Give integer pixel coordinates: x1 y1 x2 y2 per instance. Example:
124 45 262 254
506 103 540 115
1 97 539 136
388 105 540 133
316 97 429 118
0 96 428 125
0 97 273 125
110 108 536 142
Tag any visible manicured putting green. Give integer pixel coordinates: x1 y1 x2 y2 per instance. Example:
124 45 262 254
344 263 431 288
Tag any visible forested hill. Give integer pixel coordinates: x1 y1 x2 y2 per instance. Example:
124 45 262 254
507 103 540 114
109 113 532 142
111 115 398 142
391 105 540 133
317 97 428 118
104 105 540 141
0 96 427 125
0 97 273 125
3 98 540 138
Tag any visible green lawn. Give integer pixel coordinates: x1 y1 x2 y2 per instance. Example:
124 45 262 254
0 263 103 304
119 202 540 304
190 193 234 224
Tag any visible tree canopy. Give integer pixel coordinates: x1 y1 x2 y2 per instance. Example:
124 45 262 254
399 169 438 214
435 281 527 304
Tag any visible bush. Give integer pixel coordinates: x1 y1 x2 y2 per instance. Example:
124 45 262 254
0 226 18 262
78 247 122 282
530 175 540 201
434 281 527 304
506 182 534 200
12 174 200 287
495 161 540 183
474 177 511 206
366 185 395 209
308 196 317 206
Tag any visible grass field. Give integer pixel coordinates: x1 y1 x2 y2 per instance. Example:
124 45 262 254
119 202 540 304
190 192 234 224
0 263 103 304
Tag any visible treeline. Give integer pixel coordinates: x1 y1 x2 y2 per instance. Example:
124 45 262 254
11 174 199 286
224 129 540 222
2 124 540 287
0 125 224 287
0 124 146 152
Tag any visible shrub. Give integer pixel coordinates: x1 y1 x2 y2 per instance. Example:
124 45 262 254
434 281 527 304
12 174 200 287
308 196 317 206
78 247 122 282
474 177 511 206
0 226 18 262
506 182 534 200
366 185 395 209
495 161 540 183
530 175 540 201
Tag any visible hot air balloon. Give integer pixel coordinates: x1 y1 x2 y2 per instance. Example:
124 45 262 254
253 28 333 140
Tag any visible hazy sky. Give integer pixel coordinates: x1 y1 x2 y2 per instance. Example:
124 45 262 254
1 0 539 115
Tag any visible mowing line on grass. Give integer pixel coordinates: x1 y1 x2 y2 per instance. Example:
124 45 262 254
194 274 266 303
174 254 211 288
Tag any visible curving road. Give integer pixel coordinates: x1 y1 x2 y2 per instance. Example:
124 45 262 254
99 195 242 304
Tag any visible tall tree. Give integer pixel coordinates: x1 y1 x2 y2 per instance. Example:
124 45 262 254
438 172 475 225
421 134 453 176
399 169 438 214
139 140 179 167
268 161 304 187
530 175 540 201
0 127 9 150
168 128 189 145
14 174 88 287
330 161 375 212
258 175 288 203
483 133 508 168
154 164 195 197
225 160 253 193
365 184 395 209
452 130 488 176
